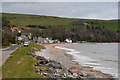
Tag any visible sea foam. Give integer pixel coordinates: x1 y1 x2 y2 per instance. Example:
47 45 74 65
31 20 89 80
54 45 118 78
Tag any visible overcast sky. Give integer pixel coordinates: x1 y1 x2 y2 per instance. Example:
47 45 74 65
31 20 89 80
2 0 120 2
2 2 118 20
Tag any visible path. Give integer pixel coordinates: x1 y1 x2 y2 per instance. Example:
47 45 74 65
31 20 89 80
0 45 19 66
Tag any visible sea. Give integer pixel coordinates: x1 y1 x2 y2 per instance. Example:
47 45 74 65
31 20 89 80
54 43 119 78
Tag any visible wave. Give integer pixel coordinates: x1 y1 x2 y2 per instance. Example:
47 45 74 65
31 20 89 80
54 45 118 78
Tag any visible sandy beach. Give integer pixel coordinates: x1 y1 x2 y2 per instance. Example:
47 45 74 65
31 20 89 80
36 43 114 78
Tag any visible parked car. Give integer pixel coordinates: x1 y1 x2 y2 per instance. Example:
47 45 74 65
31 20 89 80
24 42 29 47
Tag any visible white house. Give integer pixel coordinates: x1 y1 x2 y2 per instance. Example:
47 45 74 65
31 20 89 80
37 37 61 44
84 22 88 25
65 39 72 43
54 39 60 43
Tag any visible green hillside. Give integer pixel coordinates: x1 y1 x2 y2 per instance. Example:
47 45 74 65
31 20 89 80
2 13 118 31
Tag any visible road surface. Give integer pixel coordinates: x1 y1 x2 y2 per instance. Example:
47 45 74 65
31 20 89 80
0 45 19 66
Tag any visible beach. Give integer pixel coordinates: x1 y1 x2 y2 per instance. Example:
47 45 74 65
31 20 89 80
36 43 117 79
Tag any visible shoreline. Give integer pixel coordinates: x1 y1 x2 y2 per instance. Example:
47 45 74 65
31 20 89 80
37 43 116 78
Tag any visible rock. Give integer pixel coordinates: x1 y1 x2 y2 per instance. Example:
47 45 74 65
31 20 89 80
47 63 55 68
69 68 79 74
47 69 54 74
68 66 79 75
86 74 94 78
73 73 78 77
17 61 21 64
37 71 40 74
47 73 57 78
27 53 36 57
36 62 41 66
31 47 38 51
32 55 36 57
78 72 84 77
54 72 60 77
39 68 43 71
36 56 48 65
41 72 47 75
47 61 62 69
39 60 48 65
62 73 67 78
35 56 69 78
27 53 33 56
68 75 74 78
82 73 88 77
36 56 45 60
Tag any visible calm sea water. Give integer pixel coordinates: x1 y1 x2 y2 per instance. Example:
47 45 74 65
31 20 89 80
55 43 119 77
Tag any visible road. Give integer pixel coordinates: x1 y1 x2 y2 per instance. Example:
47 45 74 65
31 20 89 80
0 45 19 66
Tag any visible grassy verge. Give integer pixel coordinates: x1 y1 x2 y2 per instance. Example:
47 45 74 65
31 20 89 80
0 67 2 79
2 44 45 78
1 45 11 49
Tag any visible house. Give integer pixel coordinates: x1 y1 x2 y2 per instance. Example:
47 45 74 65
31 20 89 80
37 37 60 44
37 37 49 43
10 25 24 32
84 22 88 25
45 37 54 43
38 37 43 43
33 36 38 43
81 41 87 43
19 33 32 43
54 39 60 43
65 39 72 43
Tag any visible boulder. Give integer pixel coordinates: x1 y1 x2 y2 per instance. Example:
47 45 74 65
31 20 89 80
49 60 62 69
32 55 36 57
27 53 36 57
47 63 55 68
86 74 94 78
35 56 69 79
78 72 84 77
46 73 57 79
36 56 45 60
73 73 78 77
39 68 43 72
46 68 55 74
39 60 48 65
27 53 33 56
36 56 48 65
68 66 79 75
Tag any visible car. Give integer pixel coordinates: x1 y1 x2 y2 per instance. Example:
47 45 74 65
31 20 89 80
24 42 29 47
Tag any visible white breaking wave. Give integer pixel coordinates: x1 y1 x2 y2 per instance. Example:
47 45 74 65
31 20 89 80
54 45 118 78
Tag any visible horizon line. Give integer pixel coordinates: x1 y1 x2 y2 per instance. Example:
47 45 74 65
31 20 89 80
1 12 118 21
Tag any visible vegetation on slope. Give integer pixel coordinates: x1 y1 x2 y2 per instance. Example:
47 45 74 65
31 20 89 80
2 13 119 43
2 13 118 31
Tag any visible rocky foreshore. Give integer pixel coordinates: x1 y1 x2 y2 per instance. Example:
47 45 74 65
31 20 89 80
27 48 115 80
28 52 80 79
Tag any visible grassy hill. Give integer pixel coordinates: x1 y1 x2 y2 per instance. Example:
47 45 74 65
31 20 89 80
2 13 118 31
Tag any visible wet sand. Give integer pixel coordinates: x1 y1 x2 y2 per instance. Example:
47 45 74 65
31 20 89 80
36 43 114 78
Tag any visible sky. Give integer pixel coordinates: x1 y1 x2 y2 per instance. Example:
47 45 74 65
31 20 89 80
1 0 120 2
1 2 119 20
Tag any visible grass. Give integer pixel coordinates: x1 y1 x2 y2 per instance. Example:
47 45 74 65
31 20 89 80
0 67 1 79
92 21 118 31
2 13 118 31
2 44 45 78
2 45 11 49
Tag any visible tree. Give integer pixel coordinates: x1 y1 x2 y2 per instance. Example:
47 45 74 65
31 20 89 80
2 17 10 27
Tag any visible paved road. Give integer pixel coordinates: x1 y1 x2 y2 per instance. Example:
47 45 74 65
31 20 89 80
0 45 19 66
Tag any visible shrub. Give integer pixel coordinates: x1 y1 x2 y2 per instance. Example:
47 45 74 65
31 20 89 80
8 39 15 44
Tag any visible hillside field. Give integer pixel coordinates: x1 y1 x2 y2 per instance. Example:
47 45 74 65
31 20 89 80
2 13 118 31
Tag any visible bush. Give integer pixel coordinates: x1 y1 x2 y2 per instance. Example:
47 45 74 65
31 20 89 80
8 39 15 44
2 42 10 46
